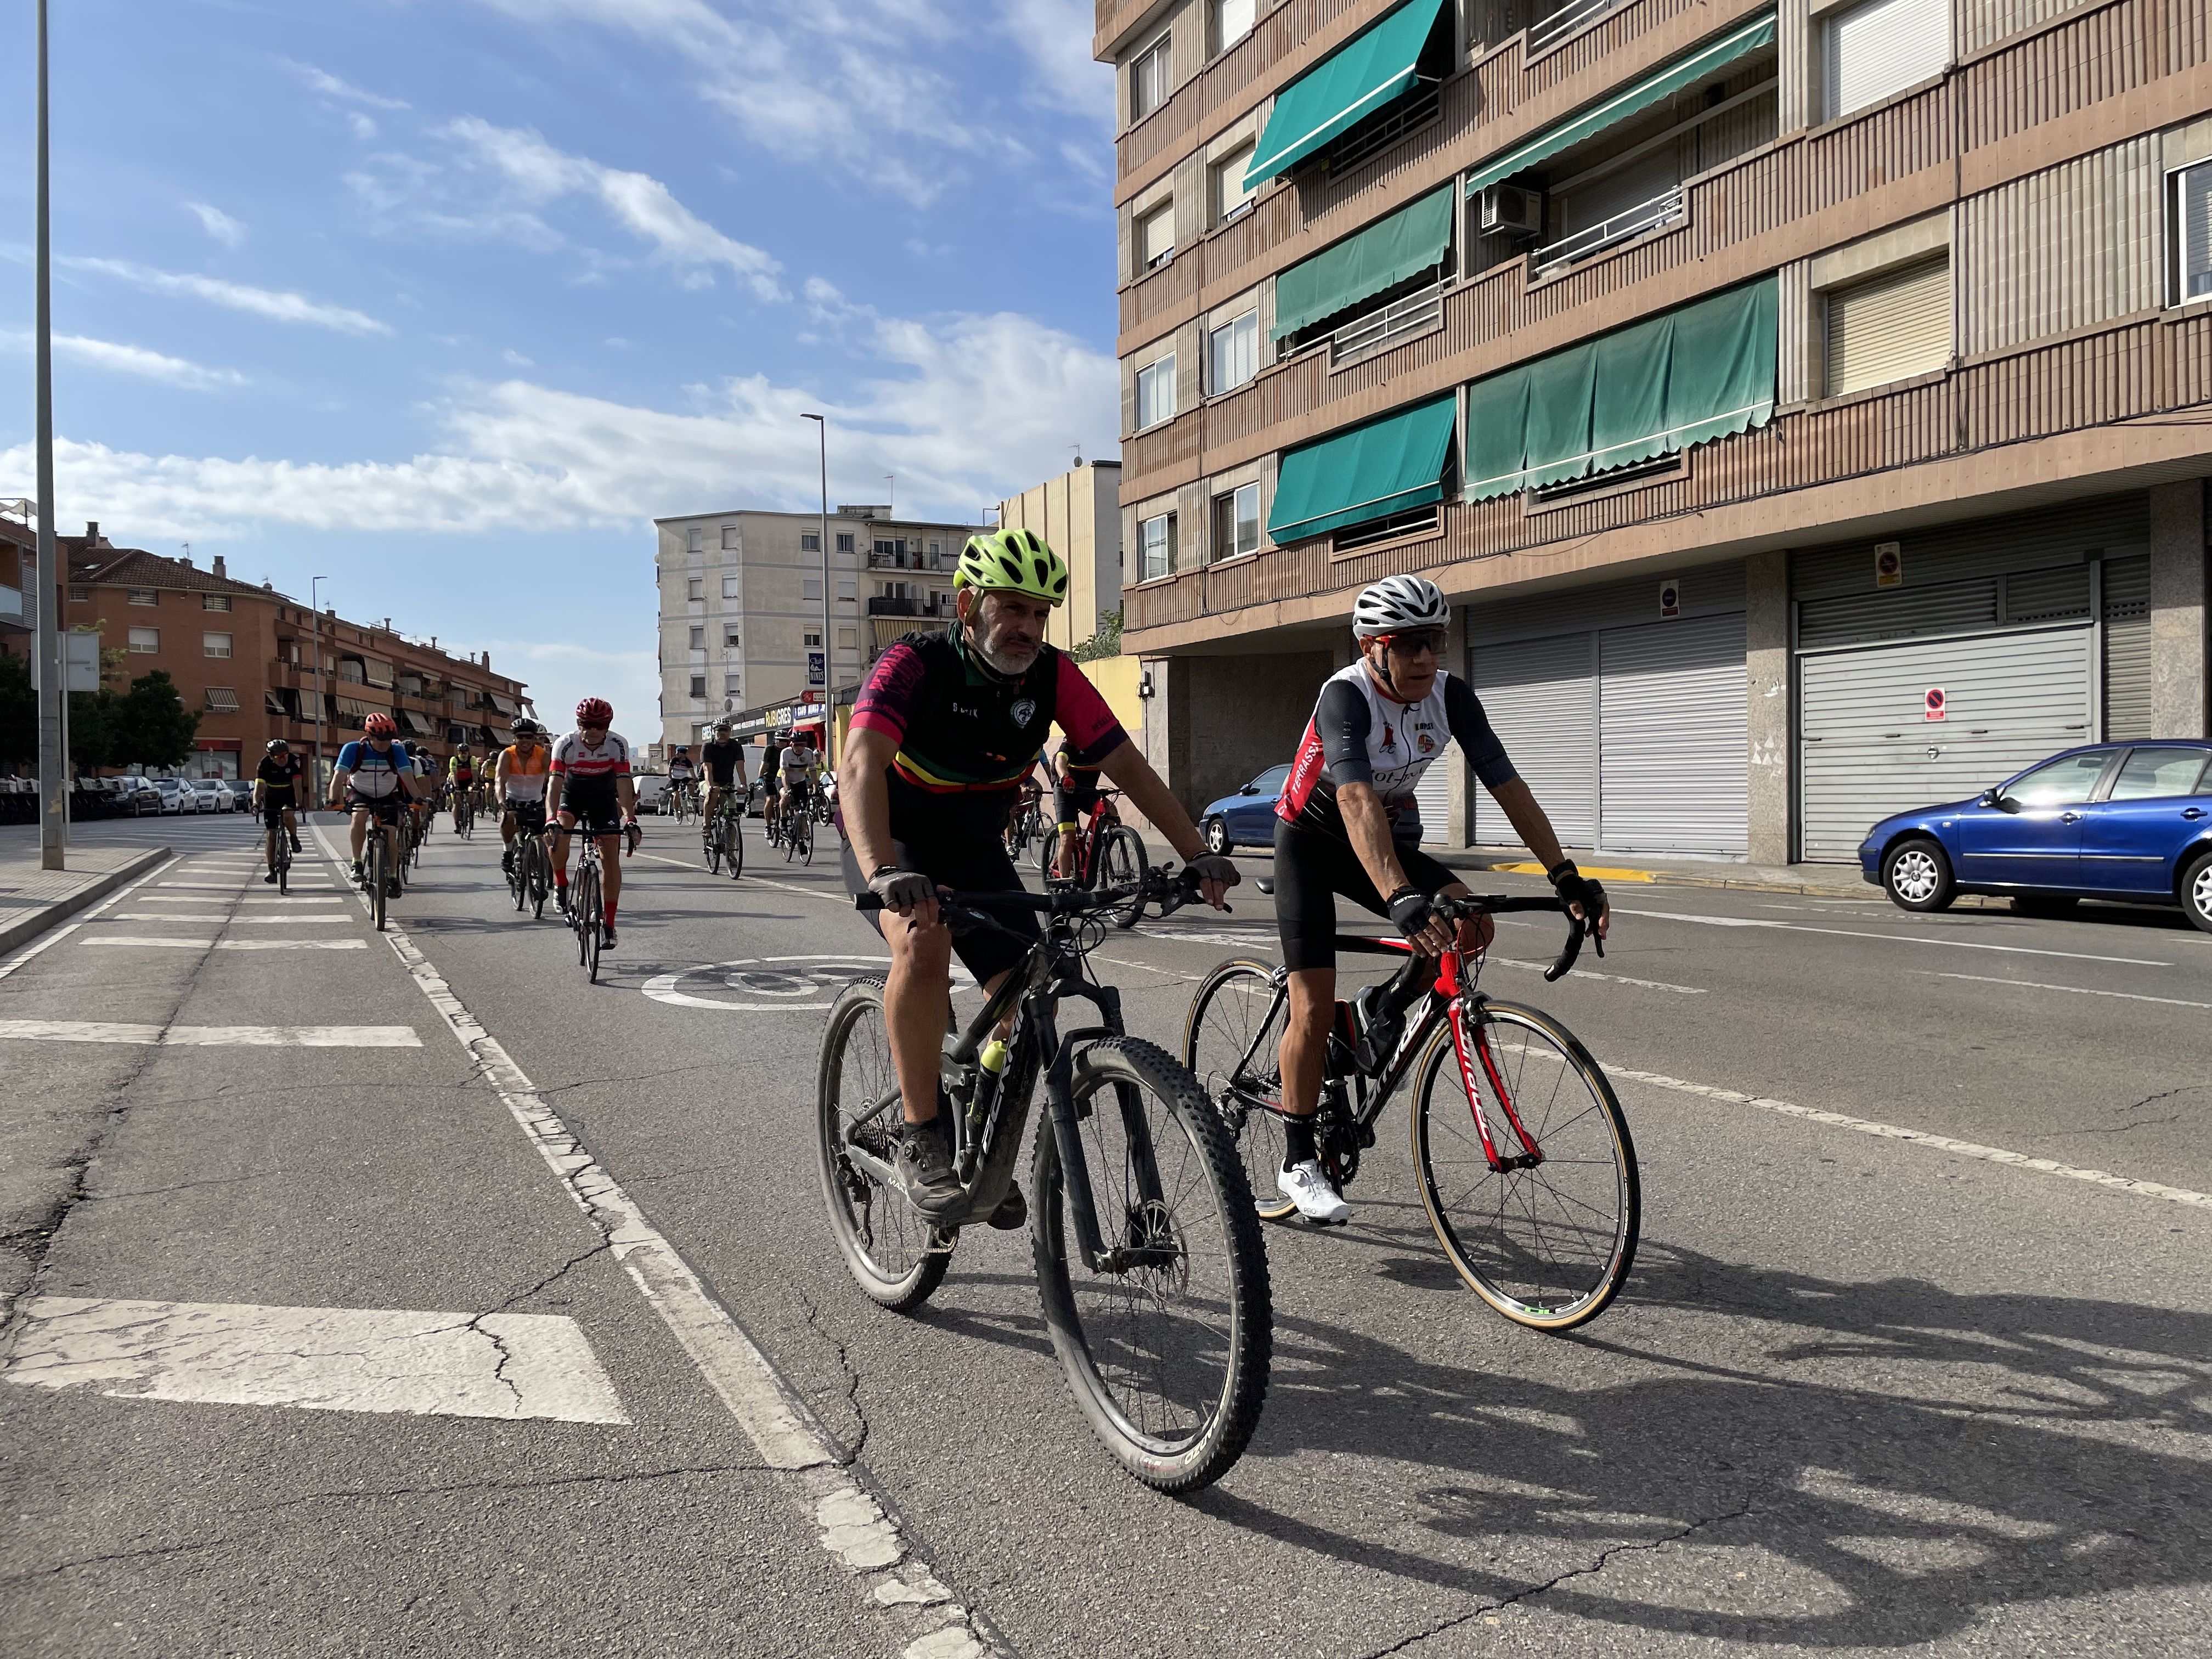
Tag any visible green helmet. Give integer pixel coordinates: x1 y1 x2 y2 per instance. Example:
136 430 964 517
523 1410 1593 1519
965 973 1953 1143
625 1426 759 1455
955 527 1069 606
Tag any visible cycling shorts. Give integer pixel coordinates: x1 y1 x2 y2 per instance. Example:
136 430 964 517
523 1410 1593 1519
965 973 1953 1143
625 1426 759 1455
1052 776 1102 829
557 780 625 837
504 799 548 834
258 797 296 826
349 792 404 828
1272 817 1462 973
839 829 1040 986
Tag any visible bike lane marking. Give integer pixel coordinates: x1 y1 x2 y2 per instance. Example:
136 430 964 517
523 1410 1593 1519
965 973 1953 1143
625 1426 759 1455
309 826 994 1657
0 1021 421 1047
1612 907 2168 966
1921 971 2212 1011
641 955 973 1012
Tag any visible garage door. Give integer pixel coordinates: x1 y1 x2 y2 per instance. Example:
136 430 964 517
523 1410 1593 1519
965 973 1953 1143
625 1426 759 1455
1470 631 1598 846
1598 613 1748 855
1799 626 2094 860
1412 746 1455 845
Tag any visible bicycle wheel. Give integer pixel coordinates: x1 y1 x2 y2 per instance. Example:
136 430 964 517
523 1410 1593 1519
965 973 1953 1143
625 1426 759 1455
1036 830 1061 887
1409 998 1638 1332
1098 825 1148 929
529 840 549 919
575 862 600 976
704 822 723 876
511 844 527 910
368 833 388 933
726 816 744 880
816 979 950 1312
1182 960 1298 1223
1031 1037 1271 1492
795 816 814 866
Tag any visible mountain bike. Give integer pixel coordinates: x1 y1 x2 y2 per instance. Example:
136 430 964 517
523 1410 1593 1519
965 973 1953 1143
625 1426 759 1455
1038 789 1146 929
821 868 1271 1492
1183 890 1637 1332
364 819 392 933
703 793 745 879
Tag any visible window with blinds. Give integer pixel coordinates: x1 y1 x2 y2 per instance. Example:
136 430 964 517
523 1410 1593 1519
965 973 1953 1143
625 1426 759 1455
1822 0 1948 121
1824 255 1950 397
1139 204 1175 270
2172 160 2212 304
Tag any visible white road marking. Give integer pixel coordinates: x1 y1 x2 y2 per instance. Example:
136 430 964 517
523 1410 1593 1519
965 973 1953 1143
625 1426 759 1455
641 955 969 1012
159 881 334 891
82 937 368 951
1923 972 2212 1011
0 923 82 981
1483 956 1705 994
1614 907 2168 966
3 1296 628 1423
1610 1066 2212 1210
0 1021 419 1047
105 912 351 924
131 895 346 906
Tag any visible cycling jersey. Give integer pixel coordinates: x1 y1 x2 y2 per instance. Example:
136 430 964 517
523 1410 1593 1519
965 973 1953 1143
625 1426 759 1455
1278 664 1516 845
781 746 819 779
500 744 550 802
256 753 303 805
851 628 1126 838
450 758 477 785
335 740 412 799
669 760 696 781
701 740 745 787
550 730 633 783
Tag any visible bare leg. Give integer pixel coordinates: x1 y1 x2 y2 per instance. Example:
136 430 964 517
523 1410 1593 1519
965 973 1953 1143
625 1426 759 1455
599 834 622 916
879 910 953 1127
1279 967 1335 1120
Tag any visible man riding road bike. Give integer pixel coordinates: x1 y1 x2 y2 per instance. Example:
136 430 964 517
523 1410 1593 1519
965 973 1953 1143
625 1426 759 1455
837 525 1238 1225
548 698 640 949
496 718 551 876
330 713 420 899
701 718 749 825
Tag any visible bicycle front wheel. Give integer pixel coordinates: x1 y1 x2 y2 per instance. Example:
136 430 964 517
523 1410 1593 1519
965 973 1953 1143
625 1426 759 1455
1409 999 1638 1331
1031 1037 1271 1493
1098 825 1148 929
727 818 744 879
1182 959 1297 1223
368 834 388 932
816 979 949 1311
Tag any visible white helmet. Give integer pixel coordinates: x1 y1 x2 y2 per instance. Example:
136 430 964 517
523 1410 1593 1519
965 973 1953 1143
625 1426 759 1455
1352 574 1450 637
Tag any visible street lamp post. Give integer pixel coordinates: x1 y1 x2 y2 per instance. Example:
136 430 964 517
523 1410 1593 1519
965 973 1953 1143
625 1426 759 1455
311 577 329 798
32 0 63 870
800 414 832 756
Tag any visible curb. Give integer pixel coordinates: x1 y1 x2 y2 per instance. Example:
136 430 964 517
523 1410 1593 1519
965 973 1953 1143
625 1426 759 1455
1438 853 1877 900
0 847 174 957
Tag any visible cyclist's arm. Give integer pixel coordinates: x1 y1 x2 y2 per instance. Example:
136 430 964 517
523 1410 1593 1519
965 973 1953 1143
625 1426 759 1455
328 767 352 806
617 770 637 822
838 726 902 879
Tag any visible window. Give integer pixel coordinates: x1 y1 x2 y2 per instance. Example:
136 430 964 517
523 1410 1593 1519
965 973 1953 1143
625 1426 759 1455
928 540 942 558
2171 161 2212 304
686 577 703 601
804 629 823 647
801 532 821 551
128 627 158 652
67 584 87 601
203 631 232 658
2108 747 2210 799
1824 0 1948 121
836 533 855 552
202 592 230 612
689 625 706 650
1130 35 1170 122
2003 752 2113 807
803 576 824 601
721 526 737 550
837 577 856 600
686 528 703 552
1211 483 1261 562
128 589 157 606
724 672 743 695
722 574 739 599
1211 145 1257 222
689 674 707 699
1824 255 1950 396
1210 0 1255 54
1135 353 1176 429
725 627 741 647
837 626 857 650
1138 204 1175 271
1208 311 1259 394
1139 513 1177 581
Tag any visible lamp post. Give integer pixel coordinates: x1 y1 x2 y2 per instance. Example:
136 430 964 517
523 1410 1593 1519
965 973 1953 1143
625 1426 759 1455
311 576 329 799
800 413 832 754
33 0 63 870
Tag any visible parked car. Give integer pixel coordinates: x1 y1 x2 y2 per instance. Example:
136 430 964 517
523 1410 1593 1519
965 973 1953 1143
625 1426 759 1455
1198 763 1292 855
1861 741 2212 932
143 776 195 814
190 778 235 813
222 778 256 810
103 776 161 815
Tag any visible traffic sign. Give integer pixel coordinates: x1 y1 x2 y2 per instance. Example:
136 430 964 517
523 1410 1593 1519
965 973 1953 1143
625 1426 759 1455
1923 686 1946 721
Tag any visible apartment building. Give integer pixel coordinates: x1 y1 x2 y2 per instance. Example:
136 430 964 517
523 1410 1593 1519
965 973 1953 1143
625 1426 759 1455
652 505 979 755
1101 0 2212 863
5 522 530 778
996 459 1127 652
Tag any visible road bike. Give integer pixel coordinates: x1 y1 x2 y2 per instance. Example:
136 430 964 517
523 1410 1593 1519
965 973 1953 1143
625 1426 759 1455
565 824 634 983
1003 791 1043 860
703 793 746 879
780 791 814 865
1183 890 1637 1332
821 867 1270 1492
1037 789 1146 930
663 781 699 823
362 814 394 933
508 819 552 918
453 789 475 839
262 805 293 895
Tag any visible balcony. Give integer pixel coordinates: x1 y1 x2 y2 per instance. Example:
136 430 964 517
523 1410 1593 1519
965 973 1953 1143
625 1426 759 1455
867 596 955 619
1528 0 1627 55
1531 186 1686 274
0 583 21 625
1323 281 1452 370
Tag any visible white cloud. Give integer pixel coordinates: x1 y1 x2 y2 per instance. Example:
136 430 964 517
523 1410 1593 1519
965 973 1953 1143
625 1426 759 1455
3 330 247 390
185 202 248 247
1002 0 1114 124
503 348 534 367
348 111 380 141
68 258 392 336
279 58 411 111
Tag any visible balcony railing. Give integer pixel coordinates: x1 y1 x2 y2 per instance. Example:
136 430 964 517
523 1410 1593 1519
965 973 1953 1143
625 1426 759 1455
1327 281 1452 369
1531 187 1685 274
1529 0 1626 55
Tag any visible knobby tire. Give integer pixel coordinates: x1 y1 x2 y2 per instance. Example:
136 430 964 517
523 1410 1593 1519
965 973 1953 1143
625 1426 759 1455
816 979 949 1311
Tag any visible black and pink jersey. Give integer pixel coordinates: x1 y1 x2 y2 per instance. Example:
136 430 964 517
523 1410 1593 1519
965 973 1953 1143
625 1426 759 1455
550 730 633 788
1278 663 1517 845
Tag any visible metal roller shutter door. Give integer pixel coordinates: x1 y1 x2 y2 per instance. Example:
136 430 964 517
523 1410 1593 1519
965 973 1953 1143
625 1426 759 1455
2102 555 2153 740
1470 633 1597 847
1413 746 1455 845
1799 627 2094 859
1598 612 1748 855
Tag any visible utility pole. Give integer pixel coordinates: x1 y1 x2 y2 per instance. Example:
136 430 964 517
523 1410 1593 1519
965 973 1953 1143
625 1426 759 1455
33 0 63 870
802 414 833 757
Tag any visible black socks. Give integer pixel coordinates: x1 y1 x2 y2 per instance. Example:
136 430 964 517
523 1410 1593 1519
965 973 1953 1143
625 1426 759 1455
1283 1114 1318 1170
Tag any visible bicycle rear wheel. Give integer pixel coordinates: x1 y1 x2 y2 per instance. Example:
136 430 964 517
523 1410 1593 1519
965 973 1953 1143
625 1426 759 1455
368 833 388 932
816 979 949 1311
726 816 744 879
1409 998 1638 1331
704 823 723 875
1097 825 1148 929
575 862 601 979
1031 1037 1272 1493
1182 960 1298 1223
529 839 549 918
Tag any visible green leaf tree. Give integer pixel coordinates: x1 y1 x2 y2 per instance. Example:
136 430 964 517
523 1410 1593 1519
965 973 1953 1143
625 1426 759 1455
1072 608 1124 662
67 688 123 770
112 670 200 771
0 651 35 769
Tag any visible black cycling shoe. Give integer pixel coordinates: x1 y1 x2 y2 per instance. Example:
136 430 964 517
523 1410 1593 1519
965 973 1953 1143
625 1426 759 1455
385 878 403 899
263 870 279 885
555 888 570 914
986 1184 1028 1231
892 1120 964 1223
601 923 617 949
288 835 302 853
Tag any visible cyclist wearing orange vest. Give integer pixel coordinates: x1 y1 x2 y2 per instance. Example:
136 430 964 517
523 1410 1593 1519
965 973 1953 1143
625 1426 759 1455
495 718 552 877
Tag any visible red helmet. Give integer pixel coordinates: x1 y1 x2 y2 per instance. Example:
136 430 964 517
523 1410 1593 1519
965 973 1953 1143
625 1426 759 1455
575 697 613 727
363 712 398 737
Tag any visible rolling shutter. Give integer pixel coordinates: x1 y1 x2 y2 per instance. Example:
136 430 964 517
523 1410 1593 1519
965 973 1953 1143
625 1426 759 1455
2102 554 2153 740
1823 0 1949 119
1597 613 1749 854
1470 633 1598 847
1413 747 1456 845
1825 256 1950 397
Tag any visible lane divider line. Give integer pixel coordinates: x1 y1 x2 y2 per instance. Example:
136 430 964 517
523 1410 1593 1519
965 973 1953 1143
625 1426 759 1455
1614 907 2168 967
0 1021 421 1048
308 825 994 1659
1610 1066 2212 1210
1923 971 2212 1011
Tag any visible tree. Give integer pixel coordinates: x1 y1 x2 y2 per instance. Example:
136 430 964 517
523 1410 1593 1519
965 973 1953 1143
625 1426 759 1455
111 670 199 771
1072 608 1124 662
68 688 122 770
0 651 33 768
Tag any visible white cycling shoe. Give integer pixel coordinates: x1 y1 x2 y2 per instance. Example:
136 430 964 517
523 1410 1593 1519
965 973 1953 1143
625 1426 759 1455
1278 1160 1351 1226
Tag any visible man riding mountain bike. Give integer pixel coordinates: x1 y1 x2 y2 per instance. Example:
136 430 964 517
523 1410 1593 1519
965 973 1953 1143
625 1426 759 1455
330 713 419 899
1268 574 1611 1224
837 525 1239 1224
701 718 748 823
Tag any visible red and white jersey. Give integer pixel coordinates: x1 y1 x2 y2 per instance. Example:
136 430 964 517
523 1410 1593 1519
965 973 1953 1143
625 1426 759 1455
551 729 633 784
1278 663 1515 844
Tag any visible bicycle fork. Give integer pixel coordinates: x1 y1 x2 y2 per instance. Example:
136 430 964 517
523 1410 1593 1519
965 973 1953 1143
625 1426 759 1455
1437 958 1545 1171
1035 980 1162 1276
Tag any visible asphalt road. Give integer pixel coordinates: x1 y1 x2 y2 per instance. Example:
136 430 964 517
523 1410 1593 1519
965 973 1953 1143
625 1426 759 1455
3 808 2207 1658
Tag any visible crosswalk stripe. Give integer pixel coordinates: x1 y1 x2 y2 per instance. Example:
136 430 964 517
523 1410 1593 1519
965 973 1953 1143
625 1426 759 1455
105 913 356 924
159 881 335 890
0 1021 419 1046
132 896 346 906
82 938 368 951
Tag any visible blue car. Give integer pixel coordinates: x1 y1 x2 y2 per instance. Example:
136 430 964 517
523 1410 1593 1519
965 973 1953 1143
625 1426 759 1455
1860 741 2212 931
1200 764 1291 855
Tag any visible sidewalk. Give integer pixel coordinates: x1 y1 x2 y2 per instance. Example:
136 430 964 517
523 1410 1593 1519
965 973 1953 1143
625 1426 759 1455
0 836 174 957
1432 845 1877 898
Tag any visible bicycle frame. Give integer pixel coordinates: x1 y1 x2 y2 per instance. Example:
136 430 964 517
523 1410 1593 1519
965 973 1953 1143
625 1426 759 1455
1060 791 1122 883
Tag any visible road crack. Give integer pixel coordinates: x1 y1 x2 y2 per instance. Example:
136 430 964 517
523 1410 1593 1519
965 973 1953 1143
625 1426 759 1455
791 1282 867 1464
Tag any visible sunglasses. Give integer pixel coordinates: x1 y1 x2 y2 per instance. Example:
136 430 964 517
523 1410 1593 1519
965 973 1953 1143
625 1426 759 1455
1374 630 1446 656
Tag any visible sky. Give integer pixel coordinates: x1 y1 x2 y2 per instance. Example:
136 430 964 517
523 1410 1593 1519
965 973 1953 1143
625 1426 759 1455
0 0 1121 725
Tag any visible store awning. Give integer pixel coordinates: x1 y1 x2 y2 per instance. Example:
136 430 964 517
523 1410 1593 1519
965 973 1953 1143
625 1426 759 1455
1273 184 1454 341
1464 12 1775 197
359 654 395 689
1268 393 1458 544
1246 0 1448 188
203 687 240 712
1464 276 1776 500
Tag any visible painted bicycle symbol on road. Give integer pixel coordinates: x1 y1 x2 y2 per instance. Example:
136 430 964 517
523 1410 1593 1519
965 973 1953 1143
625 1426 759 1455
640 954 974 1012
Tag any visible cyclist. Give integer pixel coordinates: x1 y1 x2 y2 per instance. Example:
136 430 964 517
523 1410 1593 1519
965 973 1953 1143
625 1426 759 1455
839 526 1238 1223
495 717 551 876
330 713 418 898
251 738 304 884
402 742 435 849
780 731 821 834
448 744 478 830
667 745 698 816
548 697 640 948
760 732 785 831
1049 736 1104 879
701 718 749 823
1269 574 1611 1225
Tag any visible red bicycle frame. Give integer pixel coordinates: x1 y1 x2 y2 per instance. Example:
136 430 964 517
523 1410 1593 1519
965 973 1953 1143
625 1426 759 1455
1372 937 1548 1173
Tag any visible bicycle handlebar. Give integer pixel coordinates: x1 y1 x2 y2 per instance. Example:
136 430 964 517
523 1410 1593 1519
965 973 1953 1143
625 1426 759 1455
853 864 1223 928
1429 893 1601 982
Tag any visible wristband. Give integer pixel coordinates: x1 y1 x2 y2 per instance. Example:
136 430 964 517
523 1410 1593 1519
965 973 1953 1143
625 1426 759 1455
1546 860 1580 886
870 863 902 881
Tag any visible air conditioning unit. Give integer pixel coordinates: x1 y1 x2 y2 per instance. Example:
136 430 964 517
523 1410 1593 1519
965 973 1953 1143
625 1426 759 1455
1480 184 1544 238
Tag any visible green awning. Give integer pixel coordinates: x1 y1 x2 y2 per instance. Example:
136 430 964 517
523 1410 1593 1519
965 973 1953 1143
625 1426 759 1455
1269 393 1458 544
1464 277 1776 500
1464 12 1776 197
1246 0 1448 188
1273 184 1454 342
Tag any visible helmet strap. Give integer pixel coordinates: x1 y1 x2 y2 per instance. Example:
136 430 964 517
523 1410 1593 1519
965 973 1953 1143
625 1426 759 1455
1361 637 1423 705
952 612 1018 685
